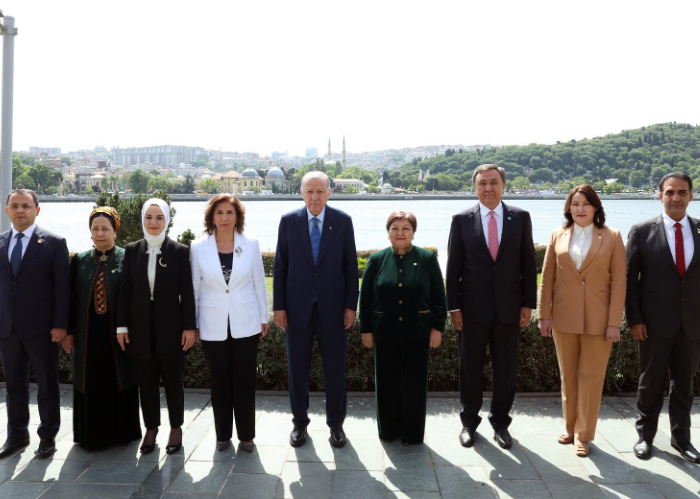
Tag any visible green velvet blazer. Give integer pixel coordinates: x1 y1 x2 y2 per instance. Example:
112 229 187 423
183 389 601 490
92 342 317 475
68 247 137 393
359 246 446 340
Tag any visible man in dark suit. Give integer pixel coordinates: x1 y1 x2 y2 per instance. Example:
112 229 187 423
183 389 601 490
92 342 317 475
273 171 359 448
446 164 537 449
0 189 70 459
626 172 700 463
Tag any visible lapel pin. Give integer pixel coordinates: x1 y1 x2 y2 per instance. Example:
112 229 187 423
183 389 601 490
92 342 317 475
158 257 167 268
329 226 333 231
111 269 116 273
696 228 700 234
235 246 243 258
413 262 418 266
37 238 44 244
507 217 512 221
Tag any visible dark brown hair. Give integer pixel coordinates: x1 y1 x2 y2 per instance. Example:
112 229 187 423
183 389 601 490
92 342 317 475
203 194 246 235
385 211 417 232
563 184 606 229
659 172 692 192
6 188 39 207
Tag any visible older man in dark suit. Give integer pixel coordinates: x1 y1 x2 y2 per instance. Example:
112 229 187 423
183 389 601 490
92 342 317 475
626 172 700 464
273 171 358 449
0 189 70 459
446 164 537 449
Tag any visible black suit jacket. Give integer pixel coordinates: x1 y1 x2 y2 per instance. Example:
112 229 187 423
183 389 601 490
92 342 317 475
273 205 359 331
625 215 700 339
0 226 70 337
446 202 537 325
117 237 196 359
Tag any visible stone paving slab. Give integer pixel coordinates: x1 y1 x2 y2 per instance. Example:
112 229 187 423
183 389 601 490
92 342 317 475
0 389 699 497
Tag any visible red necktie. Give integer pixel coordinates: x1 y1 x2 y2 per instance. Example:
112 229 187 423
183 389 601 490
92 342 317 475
675 222 685 277
488 211 499 261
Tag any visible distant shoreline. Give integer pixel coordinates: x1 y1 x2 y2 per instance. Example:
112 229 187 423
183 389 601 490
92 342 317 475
38 193 667 203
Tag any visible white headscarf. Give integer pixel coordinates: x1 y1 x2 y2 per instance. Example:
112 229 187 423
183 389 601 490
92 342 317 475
141 198 170 247
141 198 171 300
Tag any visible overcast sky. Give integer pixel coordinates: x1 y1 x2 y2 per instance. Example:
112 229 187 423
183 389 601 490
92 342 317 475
2 0 699 156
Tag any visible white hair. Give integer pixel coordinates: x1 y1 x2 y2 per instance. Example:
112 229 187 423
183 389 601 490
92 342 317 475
301 171 330 189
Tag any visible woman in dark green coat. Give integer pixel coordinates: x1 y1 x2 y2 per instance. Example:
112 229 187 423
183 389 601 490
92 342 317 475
61 207 141 450
359 211 446 444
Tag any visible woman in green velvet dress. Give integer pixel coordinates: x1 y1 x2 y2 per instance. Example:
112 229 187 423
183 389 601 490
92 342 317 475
62 207 141 450
359 211 446 444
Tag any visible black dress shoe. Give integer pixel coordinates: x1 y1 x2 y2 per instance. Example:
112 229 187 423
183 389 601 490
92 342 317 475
671 438 700 464
459 428 476 448
35 438 56 459
290 426 307 448
239 441 255 453
216 440 231 452
494 429 513 449
0 437 30 459
329 427 346 448
633 439 652 460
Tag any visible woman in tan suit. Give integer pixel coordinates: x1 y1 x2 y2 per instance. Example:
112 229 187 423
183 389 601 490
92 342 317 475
537 185 626 457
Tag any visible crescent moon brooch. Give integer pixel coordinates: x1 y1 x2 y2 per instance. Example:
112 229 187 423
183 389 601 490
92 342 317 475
159 257 168 268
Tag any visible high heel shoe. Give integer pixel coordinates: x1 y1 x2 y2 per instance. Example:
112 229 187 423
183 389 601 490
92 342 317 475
140 428 158 454
166 427 182 455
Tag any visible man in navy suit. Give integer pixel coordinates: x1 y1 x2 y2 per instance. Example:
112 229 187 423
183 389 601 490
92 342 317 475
273 171 359 448
0 189 70 459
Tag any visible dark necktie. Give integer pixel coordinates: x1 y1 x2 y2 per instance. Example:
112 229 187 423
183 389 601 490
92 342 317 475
94 257 108 315
10 232 24 276
311 217 321 265
675 222 685 277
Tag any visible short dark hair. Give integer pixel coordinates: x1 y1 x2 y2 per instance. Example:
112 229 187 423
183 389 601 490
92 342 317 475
203 194 246 235
658 172 692 192
385 211 417 232
6 188 39 207
472 164 506 185
563 184 606 229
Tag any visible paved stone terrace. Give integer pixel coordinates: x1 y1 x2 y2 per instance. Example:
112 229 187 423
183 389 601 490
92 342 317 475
0 387 699 498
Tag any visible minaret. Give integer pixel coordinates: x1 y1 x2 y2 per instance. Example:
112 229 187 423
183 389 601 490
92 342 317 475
327 137 332 161
342 135 346 169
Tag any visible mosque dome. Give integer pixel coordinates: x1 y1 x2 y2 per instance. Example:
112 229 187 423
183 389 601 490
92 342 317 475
241 168 260 178
267 167 284 178
382 183 393 189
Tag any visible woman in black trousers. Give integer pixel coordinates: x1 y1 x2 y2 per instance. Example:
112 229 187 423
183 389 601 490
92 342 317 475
116 198 197 455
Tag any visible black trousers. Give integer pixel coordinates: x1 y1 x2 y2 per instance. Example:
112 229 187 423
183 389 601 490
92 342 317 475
0 333 60 440
202 333 259 442
459 319 520 431
286 304 347 428
374 339 430 444
636 329 700 444
134 357 184 430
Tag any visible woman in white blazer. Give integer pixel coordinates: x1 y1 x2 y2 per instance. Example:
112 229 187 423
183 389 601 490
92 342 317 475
191 194 268 453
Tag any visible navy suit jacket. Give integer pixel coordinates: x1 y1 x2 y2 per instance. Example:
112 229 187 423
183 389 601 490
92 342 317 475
446 202 537 325
0 226 71 337
273 205 359 331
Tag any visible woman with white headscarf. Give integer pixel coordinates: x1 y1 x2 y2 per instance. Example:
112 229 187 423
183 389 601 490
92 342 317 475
116 198 197 455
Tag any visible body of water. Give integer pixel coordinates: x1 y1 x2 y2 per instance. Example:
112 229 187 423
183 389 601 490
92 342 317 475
37 198 676 271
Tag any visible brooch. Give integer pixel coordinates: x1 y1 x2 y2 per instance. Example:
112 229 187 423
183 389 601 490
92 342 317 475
37 238 44 244
507 217 512 221
100 255 108 262
111 269 116 273
598 235 602 240
235 246 243 258
158 257 167 268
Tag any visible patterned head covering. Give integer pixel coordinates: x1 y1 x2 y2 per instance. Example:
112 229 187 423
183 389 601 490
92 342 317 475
89 206 121 233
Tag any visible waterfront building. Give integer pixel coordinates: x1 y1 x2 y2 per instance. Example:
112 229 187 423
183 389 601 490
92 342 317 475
305 147 318 158
265 167 286 191
112 145 205 167
30 147 61 156
333 178 364 193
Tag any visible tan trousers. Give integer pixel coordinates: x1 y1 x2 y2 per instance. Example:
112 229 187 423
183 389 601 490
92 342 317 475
552 330 612 442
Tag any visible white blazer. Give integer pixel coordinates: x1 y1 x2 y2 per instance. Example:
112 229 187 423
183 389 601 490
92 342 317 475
191 231 268 340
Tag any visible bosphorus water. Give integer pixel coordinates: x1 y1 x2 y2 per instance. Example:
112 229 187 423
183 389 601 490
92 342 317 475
39 198 682 272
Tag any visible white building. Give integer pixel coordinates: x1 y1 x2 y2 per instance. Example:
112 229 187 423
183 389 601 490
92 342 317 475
333 178 365 192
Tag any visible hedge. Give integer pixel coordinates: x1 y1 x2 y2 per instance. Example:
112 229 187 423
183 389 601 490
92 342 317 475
7 314 689 395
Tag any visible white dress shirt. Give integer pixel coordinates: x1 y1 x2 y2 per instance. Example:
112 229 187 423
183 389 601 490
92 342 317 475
479 202 503 245
662 212 694 270
569 223 593 270
307 207 326 236
8 224 36 259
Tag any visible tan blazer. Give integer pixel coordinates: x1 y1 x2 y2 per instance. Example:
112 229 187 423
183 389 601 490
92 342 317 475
537 225 626 335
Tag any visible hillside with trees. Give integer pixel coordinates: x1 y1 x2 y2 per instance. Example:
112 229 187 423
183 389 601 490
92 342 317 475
385 122 700 192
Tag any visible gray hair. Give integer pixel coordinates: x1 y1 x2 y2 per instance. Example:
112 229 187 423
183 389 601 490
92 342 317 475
472 164 506 185
301 171 331 189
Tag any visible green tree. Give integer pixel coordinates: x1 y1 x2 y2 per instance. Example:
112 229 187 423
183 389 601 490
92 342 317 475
128 170 150 193
199 178 220 194
84 185 94 195
148 176 172 192
337 166 378 184
603 182 625 194
12 154 28 179
511 176 530 190
344 186 358 194
177 229 196 247
60 156 71 165
629 170 648 188
95 191 176 247
28 162 63 190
